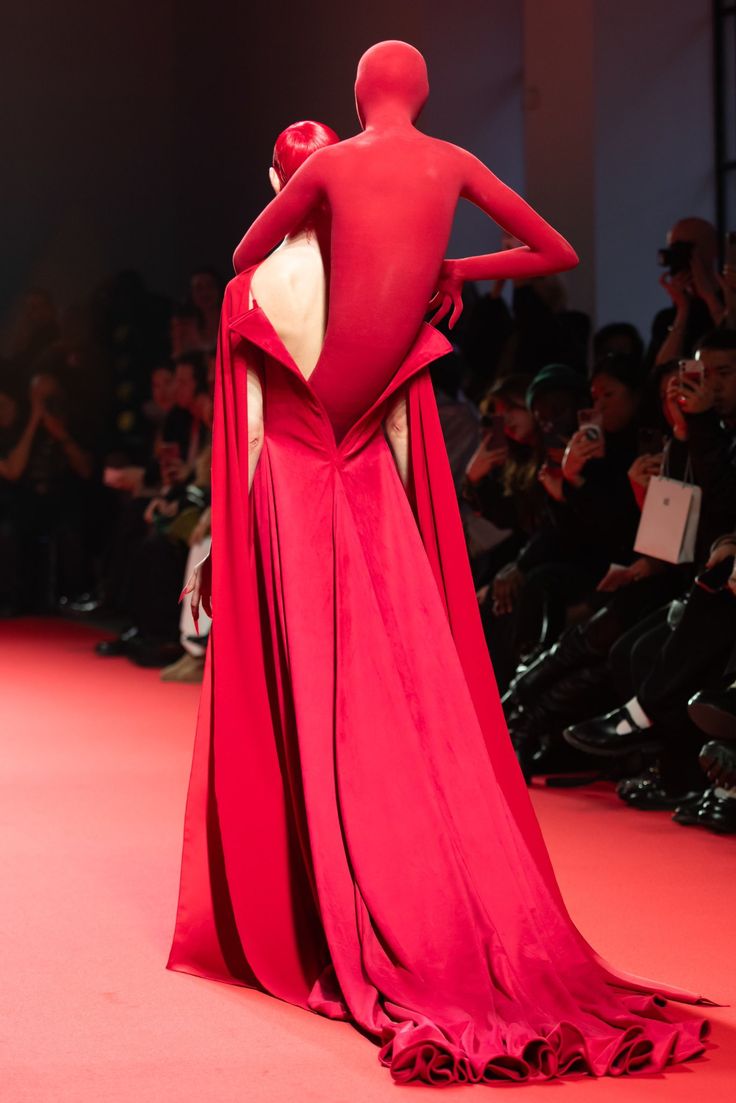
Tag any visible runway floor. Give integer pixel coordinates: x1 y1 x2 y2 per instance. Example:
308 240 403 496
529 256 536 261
3 617 734 1101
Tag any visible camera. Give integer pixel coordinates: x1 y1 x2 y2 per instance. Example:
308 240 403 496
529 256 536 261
657 240 693 275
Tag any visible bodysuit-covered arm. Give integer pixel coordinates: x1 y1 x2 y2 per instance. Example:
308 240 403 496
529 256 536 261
232 156 326 274
432 150 579 327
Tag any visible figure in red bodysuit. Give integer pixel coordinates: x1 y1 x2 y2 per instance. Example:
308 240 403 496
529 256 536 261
233 40 578 443
169 43 715 1088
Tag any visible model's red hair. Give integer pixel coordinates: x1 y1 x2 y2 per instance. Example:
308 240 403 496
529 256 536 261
272 120 339 188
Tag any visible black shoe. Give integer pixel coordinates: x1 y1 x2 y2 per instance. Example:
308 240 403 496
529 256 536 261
95 625 140 657
698 740 736 790
698 791 736 834
623 780 704 811
688 687 736 742
672 788 718 826
616 763 662 800
563 707 663 758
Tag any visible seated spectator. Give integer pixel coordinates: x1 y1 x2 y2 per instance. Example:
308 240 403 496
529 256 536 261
506 356 645 669
471 364 589 687
463 375 545 608
96 433 212 667
159 352 211 487
96 364 183 616
561 330 736 811
506 360 698 776
664 328 736 548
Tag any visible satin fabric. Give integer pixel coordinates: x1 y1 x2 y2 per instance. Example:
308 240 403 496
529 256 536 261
166 267 714 1086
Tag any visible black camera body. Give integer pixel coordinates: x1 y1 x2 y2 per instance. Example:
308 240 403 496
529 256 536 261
657 240 694 275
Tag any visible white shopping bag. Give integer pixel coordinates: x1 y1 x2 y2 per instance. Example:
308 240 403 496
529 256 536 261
633 474 702 564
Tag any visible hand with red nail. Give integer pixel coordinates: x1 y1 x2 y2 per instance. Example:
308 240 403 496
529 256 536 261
179 552 212 635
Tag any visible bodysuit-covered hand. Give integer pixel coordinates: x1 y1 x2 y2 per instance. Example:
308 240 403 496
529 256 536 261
232 40 578 442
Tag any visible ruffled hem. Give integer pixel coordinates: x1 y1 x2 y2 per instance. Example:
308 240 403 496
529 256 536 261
377 998 711 1086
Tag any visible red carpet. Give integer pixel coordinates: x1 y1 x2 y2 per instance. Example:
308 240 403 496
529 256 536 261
3 617 734 1101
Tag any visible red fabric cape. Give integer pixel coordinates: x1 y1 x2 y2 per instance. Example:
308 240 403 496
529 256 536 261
166 270 714 1010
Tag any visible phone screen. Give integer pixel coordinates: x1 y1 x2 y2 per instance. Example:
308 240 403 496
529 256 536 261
678 359 703 384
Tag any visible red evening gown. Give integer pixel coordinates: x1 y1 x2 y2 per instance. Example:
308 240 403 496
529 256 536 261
166 265 714 1086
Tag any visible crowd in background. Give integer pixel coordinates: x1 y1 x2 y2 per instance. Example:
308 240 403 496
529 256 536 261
3 215 736 833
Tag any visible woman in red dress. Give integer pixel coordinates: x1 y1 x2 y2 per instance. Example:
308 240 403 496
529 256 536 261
168 41 715 1085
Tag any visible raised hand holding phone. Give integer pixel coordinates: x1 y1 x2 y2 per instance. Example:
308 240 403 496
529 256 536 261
675 359 713 414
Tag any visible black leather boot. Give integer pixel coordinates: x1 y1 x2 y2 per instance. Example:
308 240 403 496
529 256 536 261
506 624 606 706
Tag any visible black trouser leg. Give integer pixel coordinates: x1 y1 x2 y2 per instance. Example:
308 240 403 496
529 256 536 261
129 529 188 641
584 569 691 655
608 606 671 701
639 585 736 718
636 585 736 787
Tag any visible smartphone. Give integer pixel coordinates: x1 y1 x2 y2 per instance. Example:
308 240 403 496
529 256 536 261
577 408 603 443
576 408 605 459
481 413 506 451
695 556 734 594
637 427 665 456
678 359 703 384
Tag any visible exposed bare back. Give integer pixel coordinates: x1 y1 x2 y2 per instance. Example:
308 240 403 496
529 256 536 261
249 239 327 382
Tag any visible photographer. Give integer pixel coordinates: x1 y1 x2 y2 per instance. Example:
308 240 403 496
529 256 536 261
649 217 725 370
